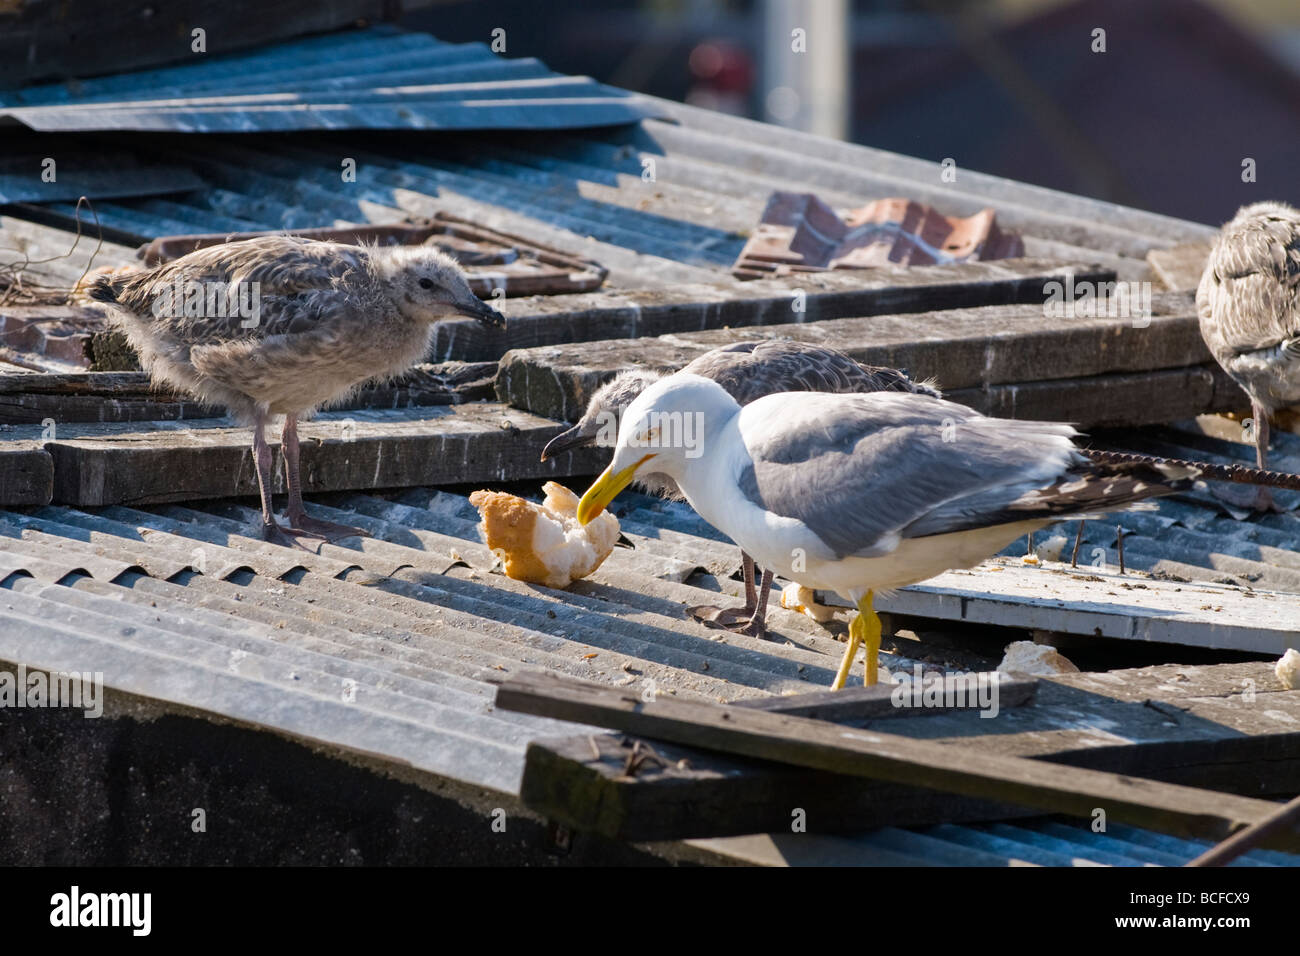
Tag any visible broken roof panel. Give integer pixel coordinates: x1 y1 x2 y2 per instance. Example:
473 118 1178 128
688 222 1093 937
0 26 667 133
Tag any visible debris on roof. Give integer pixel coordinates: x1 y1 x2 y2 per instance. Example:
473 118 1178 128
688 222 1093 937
732 192 1026 279
139 212 609 297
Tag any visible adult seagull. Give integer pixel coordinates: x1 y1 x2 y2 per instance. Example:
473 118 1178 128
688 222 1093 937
541 339 938 636
576 373 1196 688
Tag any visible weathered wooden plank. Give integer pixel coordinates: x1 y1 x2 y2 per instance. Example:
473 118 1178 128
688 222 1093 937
0 439 53 506
943 364 1243 426
849 558 1300 657
0 362 499 424
0 216 137 289
514 661 1300 842
498 671 1300 850
24 404 607 507
1148 241 1213 292
432 259 1115 363
522 731 1035 841
495 292 1205 422
733 675 1038 720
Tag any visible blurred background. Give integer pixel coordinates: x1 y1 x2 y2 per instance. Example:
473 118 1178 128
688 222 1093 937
402 0 1300 226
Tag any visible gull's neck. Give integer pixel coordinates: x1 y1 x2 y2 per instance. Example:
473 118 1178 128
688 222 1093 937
673 408 747 532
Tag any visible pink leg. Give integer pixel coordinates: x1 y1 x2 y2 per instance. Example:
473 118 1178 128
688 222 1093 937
738 568 775 638
1253 401 1276 512
253 414 305 549
741 552 758 615
281 415 369 542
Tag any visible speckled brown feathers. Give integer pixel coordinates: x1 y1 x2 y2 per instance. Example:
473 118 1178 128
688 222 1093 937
89 235 504 546
682 339 941 405
1197 201 1300 412
91 236 501 423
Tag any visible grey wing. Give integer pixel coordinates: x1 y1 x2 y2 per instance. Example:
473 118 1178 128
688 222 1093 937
736 392 1082 560
107 237 368 345
687 339 940 406
1197 210 1300 355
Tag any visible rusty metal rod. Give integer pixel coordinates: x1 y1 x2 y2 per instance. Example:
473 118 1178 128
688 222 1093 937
1186 793 1300 867
1083 448 1300 491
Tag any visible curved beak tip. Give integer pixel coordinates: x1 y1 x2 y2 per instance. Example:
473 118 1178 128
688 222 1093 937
459 298 506 328
541 427 590 463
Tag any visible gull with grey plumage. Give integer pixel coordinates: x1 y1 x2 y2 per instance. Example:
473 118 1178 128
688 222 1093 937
91 235 504 547
541 339 940 636
576 373 1197 688
1197 200 1300 512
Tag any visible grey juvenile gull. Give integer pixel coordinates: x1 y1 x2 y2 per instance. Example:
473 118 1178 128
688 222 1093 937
576 373 1197 688
541 339 940 636
1197 201 1300 511
91 236 504 547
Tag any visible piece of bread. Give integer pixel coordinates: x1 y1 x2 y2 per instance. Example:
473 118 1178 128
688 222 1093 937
779 583 839 623
468 482 620 589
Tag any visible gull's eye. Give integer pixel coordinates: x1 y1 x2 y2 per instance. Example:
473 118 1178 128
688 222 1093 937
419 278 434 290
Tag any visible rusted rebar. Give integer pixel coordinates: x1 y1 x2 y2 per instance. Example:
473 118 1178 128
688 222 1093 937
1083 448 1300 491
1186 793 1300 867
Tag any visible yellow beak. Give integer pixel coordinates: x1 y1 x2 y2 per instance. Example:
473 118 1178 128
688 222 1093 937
576 455 654 525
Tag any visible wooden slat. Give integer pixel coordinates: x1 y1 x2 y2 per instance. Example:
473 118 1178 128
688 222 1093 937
433 259 1115 363
733 674 1038 720
495 292 1208 422
943 363 1243 426
0 216 138 289
1147 241 1213 292
0 440 53 506
0 362 499 424
858 559 1300 657
496 671 1300 851
522 731 1035 842
14 404 606 507
512 660 1300 841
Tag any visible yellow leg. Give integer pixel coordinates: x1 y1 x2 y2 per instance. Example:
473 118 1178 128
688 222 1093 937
831 630 859 690
830 591 880 689
857 592 881 686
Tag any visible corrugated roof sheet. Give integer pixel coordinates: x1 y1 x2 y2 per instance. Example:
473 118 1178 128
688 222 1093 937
698 818 1295 866
1 485 1294 866
1 24 1215 292
0 22 1293 867
0 26 666 132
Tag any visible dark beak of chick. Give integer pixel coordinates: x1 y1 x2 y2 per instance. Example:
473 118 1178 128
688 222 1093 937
457 296 506 329
540 423 594 462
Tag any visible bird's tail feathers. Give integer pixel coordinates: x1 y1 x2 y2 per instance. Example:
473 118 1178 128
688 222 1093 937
87 274 120 304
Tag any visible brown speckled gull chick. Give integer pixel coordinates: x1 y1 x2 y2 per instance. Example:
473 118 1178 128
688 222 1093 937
1197 201 1300 511
91 236 504 547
